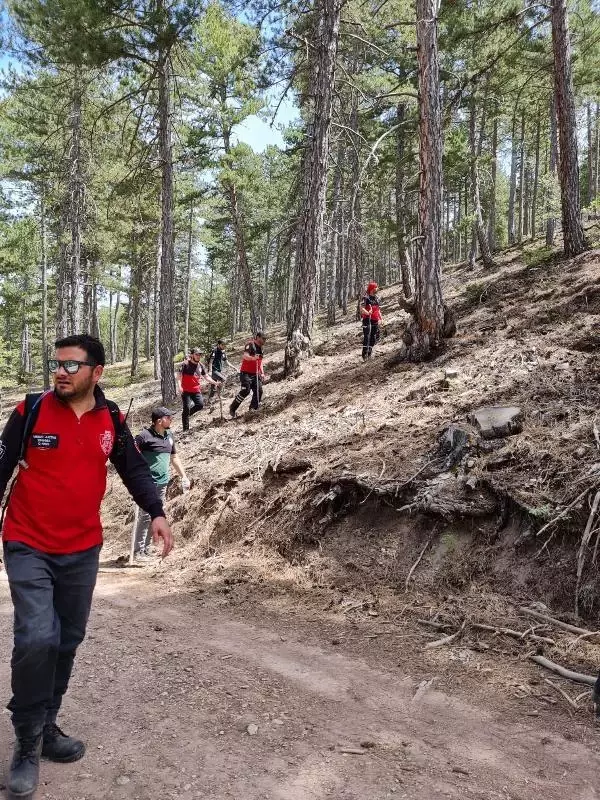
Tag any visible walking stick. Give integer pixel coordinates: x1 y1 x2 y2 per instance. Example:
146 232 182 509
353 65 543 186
128 508 139 566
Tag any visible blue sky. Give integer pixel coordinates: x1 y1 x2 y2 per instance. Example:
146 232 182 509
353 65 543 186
233 98 297 151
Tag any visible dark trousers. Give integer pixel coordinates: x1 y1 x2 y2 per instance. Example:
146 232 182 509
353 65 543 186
3 541 100 733
182 391 204 431
230 372 262 414
362 320 379 359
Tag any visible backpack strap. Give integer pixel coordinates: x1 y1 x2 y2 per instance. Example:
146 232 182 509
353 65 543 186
1 390 50 529
106 400 125 456
19 391 51 468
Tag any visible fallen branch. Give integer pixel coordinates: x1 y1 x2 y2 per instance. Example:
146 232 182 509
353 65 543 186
575 490 600 616
520 607 598 637
405 536 433 592
566 630 600 651
544 678 578 710
575 689 592 704
529 655 596 686
535 484 597 540
416 619 452 630
424 620 466 650
473 622 555 646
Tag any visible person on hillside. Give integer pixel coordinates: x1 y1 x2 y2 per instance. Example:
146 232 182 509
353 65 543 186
131 407 190 562
0 334 173 799
229 332 266 418
361 281 383 361
179 347 219 431
207 340 228 400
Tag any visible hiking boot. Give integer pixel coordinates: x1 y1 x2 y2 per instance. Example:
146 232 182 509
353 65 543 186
134 552 154 564
8 731 42 797
42 722 85 763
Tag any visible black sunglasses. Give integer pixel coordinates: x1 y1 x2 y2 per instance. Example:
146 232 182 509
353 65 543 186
48 359 97 375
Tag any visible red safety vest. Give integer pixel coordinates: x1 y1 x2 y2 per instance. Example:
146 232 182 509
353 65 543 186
240 340 264 375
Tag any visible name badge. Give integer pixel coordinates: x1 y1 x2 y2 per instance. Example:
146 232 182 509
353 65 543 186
30 433 59 449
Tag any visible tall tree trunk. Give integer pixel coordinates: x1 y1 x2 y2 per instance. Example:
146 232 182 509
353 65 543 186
396 102 413 298
348 81 365 301
587 101 594 207
154 221 161 377
531 114 541 240
327 138 344 326
121 306 131 363
523 163 530 239
111 267 121 365
402 0 452 360
508 113 518 246
157 55 177 403
457 184 462 261
285 0 341 375
91 281 99 338
488 112 498 251
108 289 113 360
21 320 31 379
40 193 50 389
551 0 587 256
263 224 271 327
145 286 152 361
469 96 495 268
222 121 260 333
229 262 238 340
517 111 525 244
82 274 92 334
594 103 600 200
546 96 558 246
183 200 193 356
68 76 84 334
206 261 215 349
55 76 85 338
130 230 142 379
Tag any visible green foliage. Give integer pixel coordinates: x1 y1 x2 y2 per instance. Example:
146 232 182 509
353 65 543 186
522 246 554 268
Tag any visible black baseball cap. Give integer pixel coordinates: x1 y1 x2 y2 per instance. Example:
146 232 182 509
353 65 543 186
152 406 175 421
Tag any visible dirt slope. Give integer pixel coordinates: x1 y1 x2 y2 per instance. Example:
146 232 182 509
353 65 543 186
2 235 600 795
0 569 598 800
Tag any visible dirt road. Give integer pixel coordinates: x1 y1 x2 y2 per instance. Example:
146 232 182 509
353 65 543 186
0 569 597 800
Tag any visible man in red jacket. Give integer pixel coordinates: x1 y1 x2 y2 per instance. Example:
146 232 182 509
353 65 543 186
179 347 219 431
360 281 383 360
0 334 173 798
229 332 266 418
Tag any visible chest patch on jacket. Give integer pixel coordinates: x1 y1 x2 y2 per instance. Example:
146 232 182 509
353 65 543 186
30 433 59 449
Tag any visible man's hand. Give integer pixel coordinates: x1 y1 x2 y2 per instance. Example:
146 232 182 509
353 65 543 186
150 516 174 558
181 476 191 492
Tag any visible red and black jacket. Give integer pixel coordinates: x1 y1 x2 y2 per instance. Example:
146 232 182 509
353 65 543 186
0 387 164 554
361 294 382 323
240 340 264 376
179 359 207 394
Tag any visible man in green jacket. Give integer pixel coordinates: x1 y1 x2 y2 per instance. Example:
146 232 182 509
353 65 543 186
131 407 189 562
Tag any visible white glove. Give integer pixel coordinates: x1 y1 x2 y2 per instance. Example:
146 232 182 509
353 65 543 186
181 477 191 492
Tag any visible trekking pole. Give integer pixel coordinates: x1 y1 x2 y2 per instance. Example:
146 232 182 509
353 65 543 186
217 381 223 420
128 509 139 566
123 397 138 566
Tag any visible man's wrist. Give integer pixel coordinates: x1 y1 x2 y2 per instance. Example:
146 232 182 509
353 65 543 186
149 503 165 520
